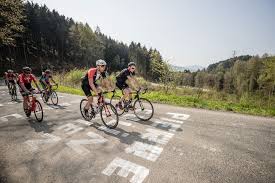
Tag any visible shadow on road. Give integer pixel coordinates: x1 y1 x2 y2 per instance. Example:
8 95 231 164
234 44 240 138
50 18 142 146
28 118 56 133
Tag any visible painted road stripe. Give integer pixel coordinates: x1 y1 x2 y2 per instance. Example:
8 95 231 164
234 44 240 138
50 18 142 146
102 157 149 183
166 112 190 121
159 117 184 124
0 113 23 122
125 141 163 162
141 128 174 145
25 133 61 152
66 132 107 156
57 123 84 135
98 126 120 136
119 121 132 127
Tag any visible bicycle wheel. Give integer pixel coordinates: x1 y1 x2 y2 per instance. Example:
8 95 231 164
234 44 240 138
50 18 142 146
133 98 154 121
50 91 58 105
80 99 93 121
11 85 17 100
41 92 47 103
110 96 125 116
100 103 118 129
34 100 43 122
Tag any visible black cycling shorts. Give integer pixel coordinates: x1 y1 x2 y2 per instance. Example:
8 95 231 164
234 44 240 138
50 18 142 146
81 82 98 97
8 80 15 84
116 82 129 90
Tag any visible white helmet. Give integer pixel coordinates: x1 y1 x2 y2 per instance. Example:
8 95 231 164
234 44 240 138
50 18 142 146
96 59 107 66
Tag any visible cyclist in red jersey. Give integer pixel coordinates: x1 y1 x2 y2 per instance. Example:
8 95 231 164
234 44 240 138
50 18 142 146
81 59 107 115
6 70 17 93
4 72 8 86
17 67 42 114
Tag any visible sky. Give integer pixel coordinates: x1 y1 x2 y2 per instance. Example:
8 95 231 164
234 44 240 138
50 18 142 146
30 0 275 67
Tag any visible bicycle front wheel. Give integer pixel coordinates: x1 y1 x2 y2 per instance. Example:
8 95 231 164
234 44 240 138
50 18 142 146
51 91 58 105
41 92 47 103
100 103 118 129
80 99 93 121
134 98 154 121
11 86 17 100
34 100 43 122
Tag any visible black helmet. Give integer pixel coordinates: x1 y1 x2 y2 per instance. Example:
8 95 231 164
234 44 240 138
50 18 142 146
128 62 136 67
23 66 32 73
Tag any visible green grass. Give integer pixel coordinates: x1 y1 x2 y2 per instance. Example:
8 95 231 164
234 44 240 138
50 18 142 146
56 84 275 117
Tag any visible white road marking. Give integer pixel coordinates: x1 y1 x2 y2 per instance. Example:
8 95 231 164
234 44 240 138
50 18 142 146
102 157 149 183
141 128 174 145
59 102 71 107
66 132 107 156
120 121 132 127
74 119 93 126
6 101 18 105
151 120 181 132
57 123 84 135
166 112 190 121
24 133 61 152
121 133 129 137
0 113 23 122
125 141 163 162
159 117 184 124
98 126 120 136
0 104 3 107
124 114 136 118
69 100 80 104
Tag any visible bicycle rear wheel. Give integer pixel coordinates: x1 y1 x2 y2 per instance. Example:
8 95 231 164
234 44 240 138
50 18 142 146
51 91 58 105
100 103 118 129
34 100 43 122
133 98 154 121
110 96 125 116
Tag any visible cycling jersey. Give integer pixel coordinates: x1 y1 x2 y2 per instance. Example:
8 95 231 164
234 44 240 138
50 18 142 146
7 73 16 81
40 73 52 84
81 68 107 97
116 68 135 90
17 73 37 92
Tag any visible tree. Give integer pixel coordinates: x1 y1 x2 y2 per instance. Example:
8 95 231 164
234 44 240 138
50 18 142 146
0 0 24 46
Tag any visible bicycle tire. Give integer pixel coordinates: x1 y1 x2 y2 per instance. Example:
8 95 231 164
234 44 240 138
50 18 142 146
133 98 154 121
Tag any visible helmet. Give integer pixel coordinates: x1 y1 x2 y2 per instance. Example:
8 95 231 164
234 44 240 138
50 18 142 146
45 69 51 74
8 70 13 73
96 59 107 66
128 62 136 67
23 66 32 74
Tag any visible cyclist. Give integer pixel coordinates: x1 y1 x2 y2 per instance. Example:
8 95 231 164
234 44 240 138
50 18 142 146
17 67 42 114
6 70 17 94
39 69 57 100
81 59 108 115
115 62 140 109
4 72 8 86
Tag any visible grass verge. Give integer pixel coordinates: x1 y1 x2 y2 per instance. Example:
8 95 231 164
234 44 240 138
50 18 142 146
56 85 275 117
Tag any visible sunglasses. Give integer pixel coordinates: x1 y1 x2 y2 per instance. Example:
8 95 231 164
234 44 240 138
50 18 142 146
130 67 136 70
99 65 106 68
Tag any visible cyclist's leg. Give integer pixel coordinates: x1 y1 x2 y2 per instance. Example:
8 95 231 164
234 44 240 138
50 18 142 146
81 84 93 111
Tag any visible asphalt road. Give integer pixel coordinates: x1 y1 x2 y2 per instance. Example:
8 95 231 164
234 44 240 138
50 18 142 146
0 85 274 183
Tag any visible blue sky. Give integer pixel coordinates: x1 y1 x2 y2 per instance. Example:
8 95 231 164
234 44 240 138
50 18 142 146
30 0 275 67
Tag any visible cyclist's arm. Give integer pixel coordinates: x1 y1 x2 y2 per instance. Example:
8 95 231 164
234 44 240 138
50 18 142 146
88 77 98 95
19 83 30 93
33 81 42 92
50 78 57 85
127 76 139 89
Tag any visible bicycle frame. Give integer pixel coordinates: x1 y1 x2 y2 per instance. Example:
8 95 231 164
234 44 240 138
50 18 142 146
26 94 37 112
